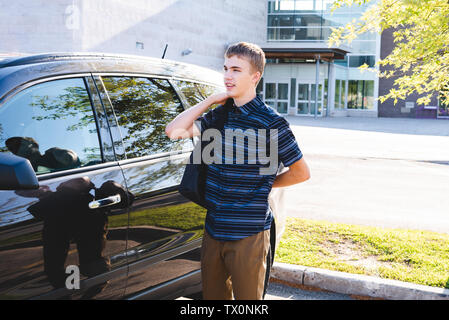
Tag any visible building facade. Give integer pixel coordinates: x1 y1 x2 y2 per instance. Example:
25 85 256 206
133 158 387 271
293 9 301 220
1 0 446 119
259 0 379 118
0 0 266 70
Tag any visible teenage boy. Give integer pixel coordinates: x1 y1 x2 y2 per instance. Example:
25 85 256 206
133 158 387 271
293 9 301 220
165 42 310 300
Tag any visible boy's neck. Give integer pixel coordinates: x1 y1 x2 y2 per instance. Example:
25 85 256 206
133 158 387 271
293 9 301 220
233 90 257 107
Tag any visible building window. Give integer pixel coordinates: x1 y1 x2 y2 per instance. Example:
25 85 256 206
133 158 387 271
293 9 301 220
264 82 289 114
266 0 377 55
347 80 374 109
334 79 346 109
348 55 376 68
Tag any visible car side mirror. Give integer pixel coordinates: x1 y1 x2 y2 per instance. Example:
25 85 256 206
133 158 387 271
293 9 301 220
0 153 39 190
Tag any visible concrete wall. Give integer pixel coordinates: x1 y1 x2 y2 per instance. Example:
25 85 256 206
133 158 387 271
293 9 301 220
0 0 266 72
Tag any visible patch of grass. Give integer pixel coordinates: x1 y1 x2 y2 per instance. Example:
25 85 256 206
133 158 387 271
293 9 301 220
275 217 449 289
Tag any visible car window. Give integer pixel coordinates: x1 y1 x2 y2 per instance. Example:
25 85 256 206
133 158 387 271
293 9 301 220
0 77 102 175
101 76 192 159
172 80 222 107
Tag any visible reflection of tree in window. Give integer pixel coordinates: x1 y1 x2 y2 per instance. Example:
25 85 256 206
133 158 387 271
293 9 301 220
30 86 95 132
172 80 221 108
0 78 102 173
28 85 101 168
123 158 185 194
102 77 190 159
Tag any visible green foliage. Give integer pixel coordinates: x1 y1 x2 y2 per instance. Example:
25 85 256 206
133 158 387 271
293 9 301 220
102 77 185 158
329 0 449 105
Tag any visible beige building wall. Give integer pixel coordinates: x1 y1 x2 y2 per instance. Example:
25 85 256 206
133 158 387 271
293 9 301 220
0 0 267 72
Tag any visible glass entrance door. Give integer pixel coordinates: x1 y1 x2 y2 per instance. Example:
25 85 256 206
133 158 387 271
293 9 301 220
296 82 323 116
297 83 309 114
264 82 289 114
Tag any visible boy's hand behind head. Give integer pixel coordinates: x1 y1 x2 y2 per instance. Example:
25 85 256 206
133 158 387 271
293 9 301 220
209 92 231 106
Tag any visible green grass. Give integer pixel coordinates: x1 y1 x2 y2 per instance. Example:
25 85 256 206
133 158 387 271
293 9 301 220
275 217 449 289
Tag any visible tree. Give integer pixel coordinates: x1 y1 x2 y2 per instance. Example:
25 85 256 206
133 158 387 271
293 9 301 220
328 0 449 106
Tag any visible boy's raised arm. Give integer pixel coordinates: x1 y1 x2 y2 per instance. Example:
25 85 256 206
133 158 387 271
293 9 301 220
165 92 229 140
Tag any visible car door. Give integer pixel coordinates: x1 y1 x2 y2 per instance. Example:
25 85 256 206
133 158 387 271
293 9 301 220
94 74 211 299
0 75 130 299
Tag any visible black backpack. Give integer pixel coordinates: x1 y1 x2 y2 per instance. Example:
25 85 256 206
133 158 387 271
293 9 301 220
178 98 233 208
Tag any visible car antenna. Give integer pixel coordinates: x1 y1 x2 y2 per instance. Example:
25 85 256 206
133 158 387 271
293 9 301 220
162 44 168 59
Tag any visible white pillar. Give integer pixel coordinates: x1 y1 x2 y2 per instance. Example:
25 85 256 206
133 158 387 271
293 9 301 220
328 62 336 116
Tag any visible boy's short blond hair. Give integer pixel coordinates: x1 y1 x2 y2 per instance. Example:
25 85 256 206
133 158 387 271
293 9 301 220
224 42 266 77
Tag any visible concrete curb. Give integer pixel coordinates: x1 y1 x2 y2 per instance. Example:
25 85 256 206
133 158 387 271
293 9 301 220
270 262 449 300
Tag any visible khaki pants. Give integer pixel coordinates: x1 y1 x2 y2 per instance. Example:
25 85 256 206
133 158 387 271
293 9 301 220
200 229 270 300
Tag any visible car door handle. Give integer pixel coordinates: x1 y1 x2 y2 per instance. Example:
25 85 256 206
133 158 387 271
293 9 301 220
88 194 121 209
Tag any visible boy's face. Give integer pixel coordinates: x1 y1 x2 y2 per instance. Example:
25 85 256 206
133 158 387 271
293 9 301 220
223 55 261 99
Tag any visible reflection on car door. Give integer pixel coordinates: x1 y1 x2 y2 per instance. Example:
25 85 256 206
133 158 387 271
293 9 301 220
0 76 130 299
96 75 207 298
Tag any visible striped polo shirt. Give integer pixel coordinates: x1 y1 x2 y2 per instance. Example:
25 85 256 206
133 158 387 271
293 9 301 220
195 95 303 241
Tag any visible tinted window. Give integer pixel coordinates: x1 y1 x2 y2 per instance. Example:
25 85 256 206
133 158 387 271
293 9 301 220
172 80 222 107
0 78 102 175
348 55 375 68
101 77 192 159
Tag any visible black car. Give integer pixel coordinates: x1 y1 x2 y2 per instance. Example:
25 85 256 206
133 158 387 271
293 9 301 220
0 53 286 300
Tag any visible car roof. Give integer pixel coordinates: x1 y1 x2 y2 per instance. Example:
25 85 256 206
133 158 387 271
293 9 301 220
0 52 224 101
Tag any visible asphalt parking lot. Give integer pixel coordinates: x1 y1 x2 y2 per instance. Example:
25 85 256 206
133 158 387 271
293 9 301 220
284 115 449 234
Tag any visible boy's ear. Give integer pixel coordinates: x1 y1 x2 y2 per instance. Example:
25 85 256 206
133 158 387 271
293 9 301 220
252 71 261 85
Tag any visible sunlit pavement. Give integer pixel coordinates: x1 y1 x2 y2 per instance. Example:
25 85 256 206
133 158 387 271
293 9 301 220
283 116 449 234
285 115 449 162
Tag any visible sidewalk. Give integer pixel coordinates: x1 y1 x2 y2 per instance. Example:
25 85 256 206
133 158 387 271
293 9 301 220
285 115 449 162
270 262 449 300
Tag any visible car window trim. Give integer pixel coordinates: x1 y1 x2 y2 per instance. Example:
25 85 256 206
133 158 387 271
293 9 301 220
1 74 222 167
83 76 105 163
0 73 92 107
91 73 224 112
91 72 224 97
96 74 197 163
1 74 107 178
169 78 226 111
117 151 191 169
168 79 190 112
36 161 121 182
86 74 118 162
92 75 127 161
170 76 225 90
92 72 170 80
